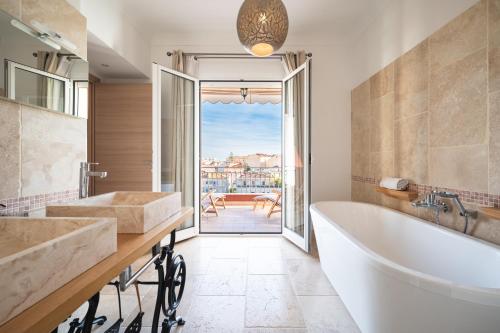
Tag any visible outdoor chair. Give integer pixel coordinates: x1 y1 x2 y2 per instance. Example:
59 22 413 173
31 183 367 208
252 190 282 218
201 190 226 216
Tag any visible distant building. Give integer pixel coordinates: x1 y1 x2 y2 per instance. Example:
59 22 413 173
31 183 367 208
201 154 281 193
201 171 229 193
235 171 280 193
229 153 281 168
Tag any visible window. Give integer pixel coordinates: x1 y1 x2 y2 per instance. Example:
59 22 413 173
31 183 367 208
6 60 71 114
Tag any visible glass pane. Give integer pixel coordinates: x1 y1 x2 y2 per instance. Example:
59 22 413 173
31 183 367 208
283 69 306 237
14 67 65 113
160 70 195 230
74 81 89 118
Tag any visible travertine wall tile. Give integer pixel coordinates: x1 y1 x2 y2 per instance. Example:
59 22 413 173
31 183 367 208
351 149 369 177
429 145 488 193
352 181 379 205
370 93 394 152
395 41 429 119
0 99 21 198
429 49 487 147
471 209 500 244
429 0 487 71
20 105 86 196
351 82 371 152
489 0 500 92
395 113 429 184
0 0 21 18
489 129 500 193
352 80 371 115
370 151 394 179
351 0 500 245
370 63 394 99
352 80 371 176
490 91 500 193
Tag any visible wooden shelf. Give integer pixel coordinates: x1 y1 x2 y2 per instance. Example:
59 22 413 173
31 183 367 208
480 207 500 220
375 187 418 202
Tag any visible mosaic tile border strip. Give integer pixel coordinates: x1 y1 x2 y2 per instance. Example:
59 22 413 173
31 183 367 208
0 189 79 216
352 176 500 208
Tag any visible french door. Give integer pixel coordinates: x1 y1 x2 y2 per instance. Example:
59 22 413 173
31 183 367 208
281 61 311 252
152 64 200 241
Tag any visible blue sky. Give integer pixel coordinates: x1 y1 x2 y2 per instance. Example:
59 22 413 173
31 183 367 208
201 102 281 160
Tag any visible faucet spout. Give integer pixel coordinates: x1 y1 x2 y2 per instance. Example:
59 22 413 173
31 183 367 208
87 171 108 178
79 162 107 199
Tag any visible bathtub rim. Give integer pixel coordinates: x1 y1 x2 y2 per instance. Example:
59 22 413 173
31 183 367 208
310 201 500 306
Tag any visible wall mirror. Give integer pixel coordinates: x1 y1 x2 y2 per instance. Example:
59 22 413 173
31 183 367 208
0 9 89 118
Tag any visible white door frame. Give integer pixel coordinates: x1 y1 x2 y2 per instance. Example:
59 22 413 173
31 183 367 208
152 63 200 242
281 61 311 252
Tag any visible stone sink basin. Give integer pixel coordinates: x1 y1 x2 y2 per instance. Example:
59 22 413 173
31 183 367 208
0 217 116 325
46 191 182 234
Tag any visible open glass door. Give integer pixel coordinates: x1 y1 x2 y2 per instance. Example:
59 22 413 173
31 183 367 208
282 61 310 252
152 63 199 241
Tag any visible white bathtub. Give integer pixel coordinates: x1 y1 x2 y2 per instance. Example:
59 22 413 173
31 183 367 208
310 201 500 333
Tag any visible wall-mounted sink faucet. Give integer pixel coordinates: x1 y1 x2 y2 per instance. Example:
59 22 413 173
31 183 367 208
79 162 107 199
412 191 476 234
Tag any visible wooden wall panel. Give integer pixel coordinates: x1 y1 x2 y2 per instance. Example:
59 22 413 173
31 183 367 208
94 84 152 194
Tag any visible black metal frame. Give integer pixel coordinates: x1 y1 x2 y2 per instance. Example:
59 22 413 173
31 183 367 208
54 229 186 333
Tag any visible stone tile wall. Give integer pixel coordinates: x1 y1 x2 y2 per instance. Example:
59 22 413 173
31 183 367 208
351 0 500 245
0 98 85 214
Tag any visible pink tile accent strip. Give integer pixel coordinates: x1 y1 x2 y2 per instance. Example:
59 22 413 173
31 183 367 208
352 176 500 208
0 189 79 216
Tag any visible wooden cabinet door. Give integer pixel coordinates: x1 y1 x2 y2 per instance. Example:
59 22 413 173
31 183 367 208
94 84 152 194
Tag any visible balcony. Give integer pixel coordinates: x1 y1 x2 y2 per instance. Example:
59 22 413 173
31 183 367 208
200 167 282 233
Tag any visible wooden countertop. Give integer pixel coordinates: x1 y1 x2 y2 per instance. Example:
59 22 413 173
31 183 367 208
0 207 193 333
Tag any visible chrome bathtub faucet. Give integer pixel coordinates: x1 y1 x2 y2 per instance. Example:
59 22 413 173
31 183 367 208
412 191 449 226
412 191 477 234
79 162 107 199
434 191 476 234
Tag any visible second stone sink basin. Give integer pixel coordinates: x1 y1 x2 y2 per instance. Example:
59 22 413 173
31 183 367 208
0 217 116 325
46 191 182 233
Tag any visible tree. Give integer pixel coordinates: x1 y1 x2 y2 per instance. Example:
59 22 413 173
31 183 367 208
274 177 282 188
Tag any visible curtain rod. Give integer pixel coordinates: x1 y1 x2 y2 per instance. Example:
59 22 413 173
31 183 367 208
32 52 79 59
166 51 312 60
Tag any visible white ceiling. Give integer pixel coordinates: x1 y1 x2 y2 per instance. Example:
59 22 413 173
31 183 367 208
120 0 395 45
87 32 149 80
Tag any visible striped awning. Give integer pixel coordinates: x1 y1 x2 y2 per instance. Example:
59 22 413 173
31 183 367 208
201 88 281 104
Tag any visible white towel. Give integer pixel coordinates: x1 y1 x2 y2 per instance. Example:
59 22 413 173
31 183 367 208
379 177 409 191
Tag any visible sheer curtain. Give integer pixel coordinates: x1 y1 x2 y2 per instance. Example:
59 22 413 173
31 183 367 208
168 50 198 208
281 51 307 236
36 51 73 111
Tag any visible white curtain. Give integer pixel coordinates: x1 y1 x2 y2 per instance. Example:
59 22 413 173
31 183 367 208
37 51 73 112
281 51 307 235
168 50 199 206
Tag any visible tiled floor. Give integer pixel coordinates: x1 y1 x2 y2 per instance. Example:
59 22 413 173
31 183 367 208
59 236 359 333
201 206 281 233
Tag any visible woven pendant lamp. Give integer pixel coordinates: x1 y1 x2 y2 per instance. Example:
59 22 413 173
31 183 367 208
236 0 289 57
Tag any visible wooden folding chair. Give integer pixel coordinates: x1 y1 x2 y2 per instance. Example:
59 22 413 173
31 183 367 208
201 191 226 217
252 194 275 210
267 190 282 218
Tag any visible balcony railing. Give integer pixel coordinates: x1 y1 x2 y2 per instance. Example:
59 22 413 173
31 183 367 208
201 167 281 194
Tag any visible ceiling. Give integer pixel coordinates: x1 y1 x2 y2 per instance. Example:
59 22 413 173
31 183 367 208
87 32 149 80
119 0 394 45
